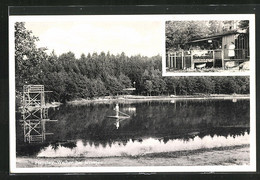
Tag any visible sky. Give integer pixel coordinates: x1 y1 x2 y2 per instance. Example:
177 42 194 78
25 21 163 58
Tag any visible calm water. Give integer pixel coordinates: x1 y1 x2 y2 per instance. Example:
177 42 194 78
16 99 250 157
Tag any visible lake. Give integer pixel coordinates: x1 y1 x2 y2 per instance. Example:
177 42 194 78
16 99 250 166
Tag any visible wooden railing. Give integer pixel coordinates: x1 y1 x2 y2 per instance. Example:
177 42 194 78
166 49 249 70
23 85 44 93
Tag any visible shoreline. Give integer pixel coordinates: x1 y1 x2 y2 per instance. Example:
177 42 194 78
16 144 249 167
67 94 250 105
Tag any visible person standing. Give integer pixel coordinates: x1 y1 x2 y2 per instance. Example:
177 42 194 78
114 103 119 118
228 42 236 59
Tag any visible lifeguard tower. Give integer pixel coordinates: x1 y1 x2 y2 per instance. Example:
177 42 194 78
20 85 57 143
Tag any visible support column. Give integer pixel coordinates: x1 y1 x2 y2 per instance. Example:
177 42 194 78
169 54 172 68
42 120 46 141
23 121 26 142
167 54 171 69
212 50 215 67
222 49 225 69
182 51 184 69
174 52 176 69
28 120 31 143
191 51 194 69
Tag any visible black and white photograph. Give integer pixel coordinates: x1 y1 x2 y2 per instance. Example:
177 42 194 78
164 17 254 75
9 14 256 173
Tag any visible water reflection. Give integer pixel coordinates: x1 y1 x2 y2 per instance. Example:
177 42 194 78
113 118 130 129
37 133 250 158
16 99 250 156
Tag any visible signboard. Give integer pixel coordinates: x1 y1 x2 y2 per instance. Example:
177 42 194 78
193 59 214 63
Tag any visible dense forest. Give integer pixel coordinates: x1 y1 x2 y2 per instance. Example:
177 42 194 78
15 22 250 103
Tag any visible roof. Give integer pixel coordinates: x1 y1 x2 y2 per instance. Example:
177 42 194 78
187 29 247 44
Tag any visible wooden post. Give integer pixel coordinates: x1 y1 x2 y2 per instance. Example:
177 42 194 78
167 54 171 69
191 51 194 69
23 89 25 119
221 49 225 69
212 50 215 67
28 120 31 143
183 51 186 69
170 54 173 68
181 51 184 69
42 120 46 141
174 52 176 69
23 121 26 142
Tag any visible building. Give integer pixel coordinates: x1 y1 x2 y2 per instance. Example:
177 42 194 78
166 29 249 70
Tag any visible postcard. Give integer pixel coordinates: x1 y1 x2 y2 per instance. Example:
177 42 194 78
9 14 256 173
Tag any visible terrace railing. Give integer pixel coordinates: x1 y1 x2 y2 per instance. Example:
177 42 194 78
166 49 249 70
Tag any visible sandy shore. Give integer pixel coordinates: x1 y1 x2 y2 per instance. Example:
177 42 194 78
16 144 249 168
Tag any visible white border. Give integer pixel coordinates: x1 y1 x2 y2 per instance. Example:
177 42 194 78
9 14 256 173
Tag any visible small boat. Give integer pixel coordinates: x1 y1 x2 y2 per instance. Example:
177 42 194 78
107 104 130 119
107 115 130 119
196 63 206 69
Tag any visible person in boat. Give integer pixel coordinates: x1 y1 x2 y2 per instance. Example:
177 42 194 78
114 104 119 117
110 103 130 129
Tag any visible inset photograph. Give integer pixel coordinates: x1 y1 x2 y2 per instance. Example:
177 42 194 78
165 20 250 74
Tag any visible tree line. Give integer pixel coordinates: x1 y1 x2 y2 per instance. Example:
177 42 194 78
166 20 249 51
15 22 249 103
